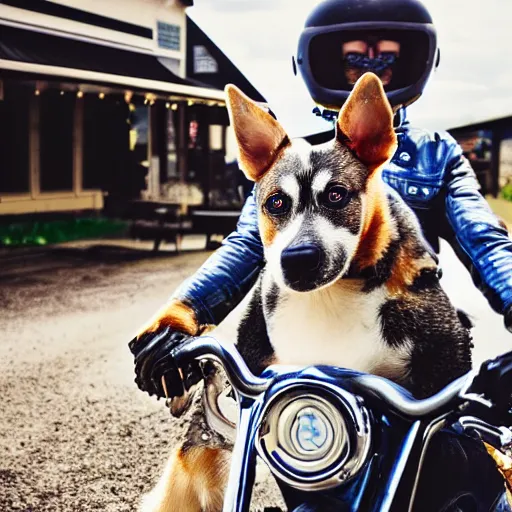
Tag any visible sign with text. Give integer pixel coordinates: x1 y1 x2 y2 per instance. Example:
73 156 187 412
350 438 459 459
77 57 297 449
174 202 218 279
157 22 181 51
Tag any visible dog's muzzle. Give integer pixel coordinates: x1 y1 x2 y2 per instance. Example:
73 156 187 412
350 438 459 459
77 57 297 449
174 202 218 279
281 244 324 291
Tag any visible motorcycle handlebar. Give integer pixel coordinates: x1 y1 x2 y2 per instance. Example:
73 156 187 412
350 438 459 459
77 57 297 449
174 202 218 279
174 336 270 398
351 373 471 418
174 336 477 416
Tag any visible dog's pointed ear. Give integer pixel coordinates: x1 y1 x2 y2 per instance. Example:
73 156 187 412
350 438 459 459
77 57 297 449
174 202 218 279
225 84 290 182
336 72 397 172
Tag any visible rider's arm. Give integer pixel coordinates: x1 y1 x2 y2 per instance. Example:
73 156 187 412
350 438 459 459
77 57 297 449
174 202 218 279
443 134 512 318
130 188 264 399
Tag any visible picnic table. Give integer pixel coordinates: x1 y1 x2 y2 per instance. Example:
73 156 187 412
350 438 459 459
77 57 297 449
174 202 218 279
128 201 241 252
190 209 241 249
128 201 190 252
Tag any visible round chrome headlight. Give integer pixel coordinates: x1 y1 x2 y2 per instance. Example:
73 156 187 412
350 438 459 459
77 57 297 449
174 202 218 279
256 384 371 491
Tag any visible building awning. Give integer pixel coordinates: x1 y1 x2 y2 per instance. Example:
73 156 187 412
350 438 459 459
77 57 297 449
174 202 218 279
0 24 225 102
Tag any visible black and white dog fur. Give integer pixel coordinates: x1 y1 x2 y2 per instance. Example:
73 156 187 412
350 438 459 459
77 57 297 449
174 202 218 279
139 73 472 512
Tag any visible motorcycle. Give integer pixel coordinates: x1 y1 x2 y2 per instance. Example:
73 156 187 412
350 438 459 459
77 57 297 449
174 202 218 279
171 336 512 511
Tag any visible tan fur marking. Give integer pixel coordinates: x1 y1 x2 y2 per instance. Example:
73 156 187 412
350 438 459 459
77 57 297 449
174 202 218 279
352 169 437 292
263 353 279 367
484 443 512 506
136 302 214 418
386 248 437 296
259 213 277 246
200 324 216 334
137 299 205 338
354 173 395 269
139 445 230 512
180 446 230 511
371 356 411 384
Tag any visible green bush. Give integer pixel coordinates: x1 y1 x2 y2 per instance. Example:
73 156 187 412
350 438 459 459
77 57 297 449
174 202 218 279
502 183 512 202
0 218 129 247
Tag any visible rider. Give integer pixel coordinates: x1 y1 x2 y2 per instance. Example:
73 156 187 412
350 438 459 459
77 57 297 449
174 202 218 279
130 0 512 409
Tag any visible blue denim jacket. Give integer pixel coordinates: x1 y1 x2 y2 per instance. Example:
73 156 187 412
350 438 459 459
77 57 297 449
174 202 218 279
174 113 512 326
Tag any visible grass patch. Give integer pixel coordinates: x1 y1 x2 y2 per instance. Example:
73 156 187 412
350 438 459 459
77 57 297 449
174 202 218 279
0 218 129 247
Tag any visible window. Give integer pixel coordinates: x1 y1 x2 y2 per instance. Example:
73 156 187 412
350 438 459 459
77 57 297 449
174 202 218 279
193 45 218 74
455 130 493 194
0 83 30 194
39 90 74 192
83 96 134 196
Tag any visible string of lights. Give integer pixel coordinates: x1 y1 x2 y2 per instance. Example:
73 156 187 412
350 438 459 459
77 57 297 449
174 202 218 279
32 87 226 108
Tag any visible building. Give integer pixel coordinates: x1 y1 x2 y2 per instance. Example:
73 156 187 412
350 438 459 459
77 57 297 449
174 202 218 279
448 116 512 197
305 115 512 199
0 0 265 218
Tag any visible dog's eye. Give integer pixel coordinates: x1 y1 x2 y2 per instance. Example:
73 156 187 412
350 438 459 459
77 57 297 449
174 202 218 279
265 193 291 216
322 185 351 209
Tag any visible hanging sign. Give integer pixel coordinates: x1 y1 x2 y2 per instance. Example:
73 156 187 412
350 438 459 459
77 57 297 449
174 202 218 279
157 21 181 51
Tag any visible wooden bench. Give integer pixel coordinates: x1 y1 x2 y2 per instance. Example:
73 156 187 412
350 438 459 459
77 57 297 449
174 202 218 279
128 202 242 252
128 201 191 252
190 208 241 249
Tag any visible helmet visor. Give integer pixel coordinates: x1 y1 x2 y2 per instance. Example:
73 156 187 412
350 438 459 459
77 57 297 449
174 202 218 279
308 28 431 93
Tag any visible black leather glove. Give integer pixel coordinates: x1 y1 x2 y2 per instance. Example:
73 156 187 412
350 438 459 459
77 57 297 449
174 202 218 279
129 327 203 400
471 350 512 425
504 303 512 334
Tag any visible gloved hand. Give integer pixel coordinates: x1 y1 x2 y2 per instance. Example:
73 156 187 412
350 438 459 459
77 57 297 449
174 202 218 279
129 326 203 400
472 350 512 425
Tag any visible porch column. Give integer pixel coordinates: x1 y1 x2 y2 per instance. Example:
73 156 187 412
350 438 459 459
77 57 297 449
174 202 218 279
29 94 40 198
177 102 188 213
146 103 160 200
73 96 84 196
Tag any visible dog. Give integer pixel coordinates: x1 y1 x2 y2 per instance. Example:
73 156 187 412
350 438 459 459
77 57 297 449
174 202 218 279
138 72 472 512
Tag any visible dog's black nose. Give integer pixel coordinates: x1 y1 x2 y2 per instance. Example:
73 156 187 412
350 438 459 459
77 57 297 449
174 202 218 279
281 244 323 285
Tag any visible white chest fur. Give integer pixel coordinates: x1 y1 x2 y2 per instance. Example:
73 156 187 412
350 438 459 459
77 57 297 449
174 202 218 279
263 277 411 379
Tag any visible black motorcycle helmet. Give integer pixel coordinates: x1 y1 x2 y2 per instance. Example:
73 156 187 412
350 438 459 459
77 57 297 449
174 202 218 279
295 0 440 111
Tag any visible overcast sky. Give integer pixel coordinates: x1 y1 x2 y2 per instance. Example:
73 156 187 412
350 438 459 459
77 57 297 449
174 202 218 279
188 0 512 138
